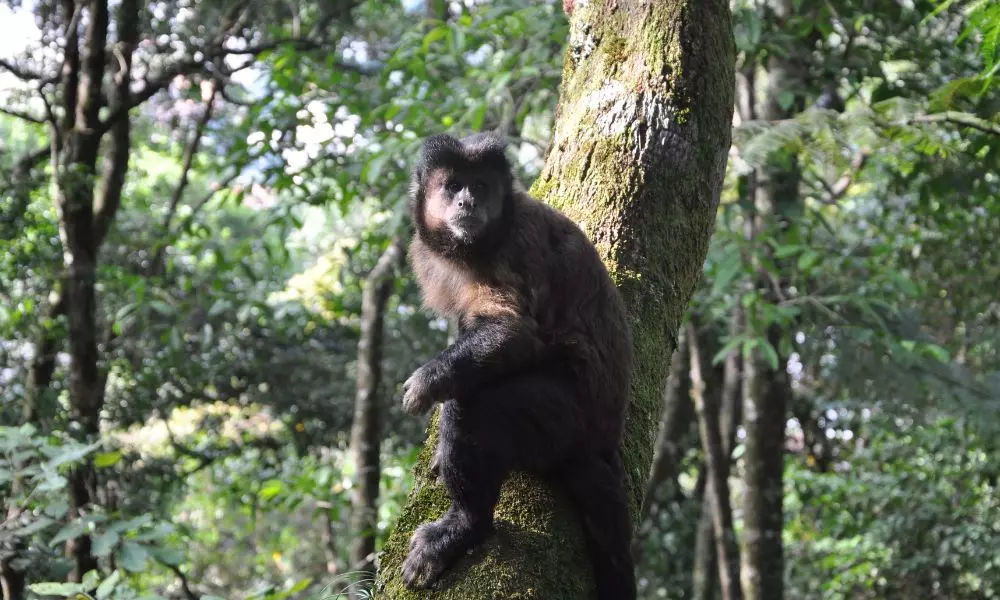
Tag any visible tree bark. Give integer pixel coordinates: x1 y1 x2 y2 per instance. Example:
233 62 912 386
688 320 742 600
739 2 800 599
374 1 735 597
632 337 693 561
349 237 405 591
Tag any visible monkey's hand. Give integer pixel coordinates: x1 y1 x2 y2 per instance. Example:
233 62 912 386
402 361 448 415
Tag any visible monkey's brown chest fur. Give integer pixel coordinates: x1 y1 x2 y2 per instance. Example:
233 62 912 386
410 240 521 324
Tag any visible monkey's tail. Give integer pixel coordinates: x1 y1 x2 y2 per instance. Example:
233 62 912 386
556 448 637 600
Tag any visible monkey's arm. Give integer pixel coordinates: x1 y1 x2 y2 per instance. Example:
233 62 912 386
401 315 547 414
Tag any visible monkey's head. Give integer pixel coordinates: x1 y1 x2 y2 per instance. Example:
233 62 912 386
409 132 514 258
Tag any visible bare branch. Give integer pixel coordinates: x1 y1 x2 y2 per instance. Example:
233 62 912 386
0 106 46 124
169 171 242 238
0 58 43 81
160 84 219 235
147 169 241 274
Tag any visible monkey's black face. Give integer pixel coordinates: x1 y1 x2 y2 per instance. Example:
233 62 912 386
423 168 506 246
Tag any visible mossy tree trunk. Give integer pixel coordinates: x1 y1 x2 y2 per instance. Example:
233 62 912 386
374 1 735 597
633 338 693 562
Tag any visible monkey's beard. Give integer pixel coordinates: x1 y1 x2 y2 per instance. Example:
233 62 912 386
446 215 487 244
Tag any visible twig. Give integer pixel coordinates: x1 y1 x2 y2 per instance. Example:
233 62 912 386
163 562 199 600
813 148 871 205
827 150 870 200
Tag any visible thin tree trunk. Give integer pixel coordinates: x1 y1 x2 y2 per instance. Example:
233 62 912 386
687 320 742 600
633 337 694 560
374 1 735 597
0 553 25 600
692 316 743 600
322 509 342 576
739 2 800 598
349 237 405 588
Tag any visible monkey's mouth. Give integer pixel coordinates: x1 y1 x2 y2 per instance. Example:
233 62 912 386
448 215 486 240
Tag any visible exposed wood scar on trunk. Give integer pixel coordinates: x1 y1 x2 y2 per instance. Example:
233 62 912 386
580 144 596 182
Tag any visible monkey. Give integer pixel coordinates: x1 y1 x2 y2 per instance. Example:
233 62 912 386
398 131 636 600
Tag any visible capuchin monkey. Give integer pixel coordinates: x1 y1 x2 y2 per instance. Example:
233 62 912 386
399 131 636 600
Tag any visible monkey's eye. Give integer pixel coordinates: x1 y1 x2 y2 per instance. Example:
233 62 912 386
471 181 487 193
445 179 463 194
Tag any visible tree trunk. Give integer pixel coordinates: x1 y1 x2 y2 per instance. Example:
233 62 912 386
0 554 25 600
739 2 800 598
349 237 405 591
57 0 109 582
52 0 140 582
687 320 741 600
373 1 735 597
633 337 693 561
692 315 742 600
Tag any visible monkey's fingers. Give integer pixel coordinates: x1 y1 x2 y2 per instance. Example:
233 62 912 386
400 525 449 589
403 388 433 415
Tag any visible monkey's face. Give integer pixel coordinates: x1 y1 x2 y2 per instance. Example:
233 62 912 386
423 168 506 245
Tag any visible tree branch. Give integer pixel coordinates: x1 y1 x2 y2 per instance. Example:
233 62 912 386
93 0 140 248
146 169 242 274
163 562 199 600
76 0 109 135
0 106 46 124
0 58 44 81
99 33 378 135
160 84 218 235
911 111 1000 137
58 0 81 133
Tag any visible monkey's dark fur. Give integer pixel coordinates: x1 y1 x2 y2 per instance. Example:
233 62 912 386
399 131 636 600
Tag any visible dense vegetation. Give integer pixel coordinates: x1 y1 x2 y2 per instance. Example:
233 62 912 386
1 0 998 599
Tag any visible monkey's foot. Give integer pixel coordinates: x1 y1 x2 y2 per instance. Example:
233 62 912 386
400 517 486 589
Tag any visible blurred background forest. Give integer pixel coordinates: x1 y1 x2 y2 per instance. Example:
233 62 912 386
1 0 999 599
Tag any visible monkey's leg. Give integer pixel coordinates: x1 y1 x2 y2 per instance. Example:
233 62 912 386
555 449 637 600
400 374 583 589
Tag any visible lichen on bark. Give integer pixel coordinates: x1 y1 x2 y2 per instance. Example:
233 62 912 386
373 1 735 598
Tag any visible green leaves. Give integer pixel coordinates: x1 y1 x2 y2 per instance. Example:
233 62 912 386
119 541 150 572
